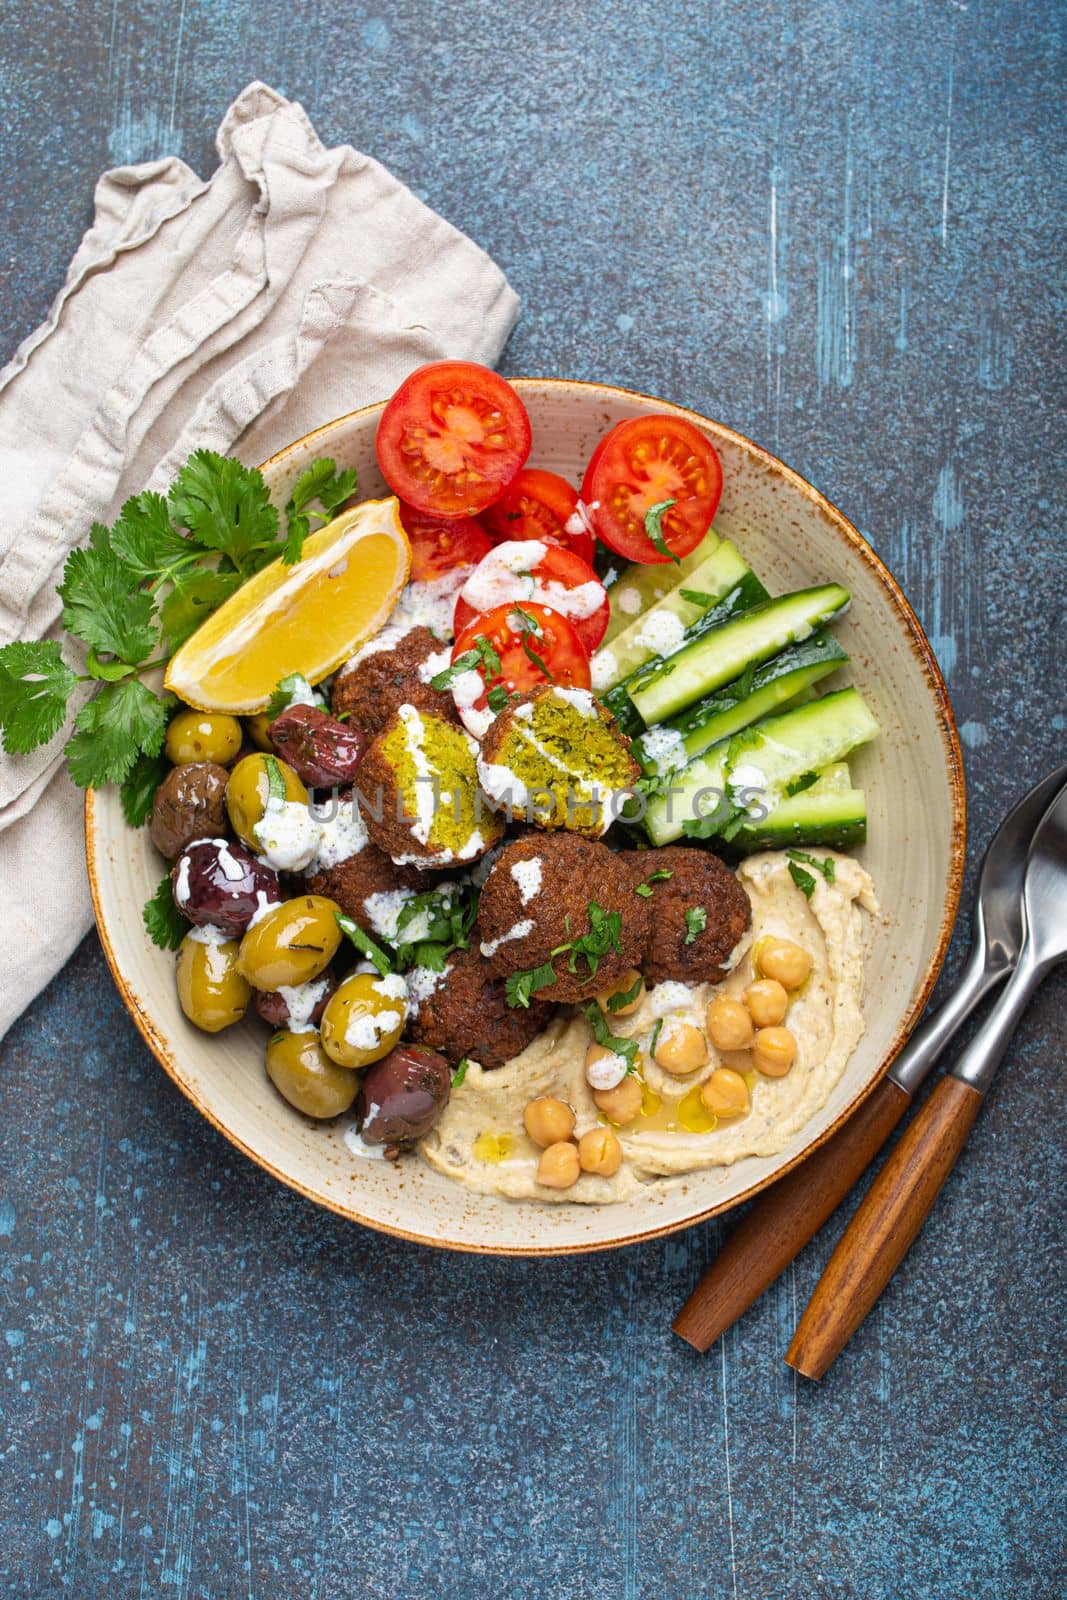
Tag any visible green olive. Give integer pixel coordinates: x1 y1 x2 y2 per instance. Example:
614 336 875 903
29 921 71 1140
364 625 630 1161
236 895 342 990
320 971 408 1069
226 753 308 850
246 712 275 752
265 1030 359 1118
176 932 252 1032
166 708 243 767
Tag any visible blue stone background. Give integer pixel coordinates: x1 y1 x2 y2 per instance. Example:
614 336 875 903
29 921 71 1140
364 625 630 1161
1 1 1064 1594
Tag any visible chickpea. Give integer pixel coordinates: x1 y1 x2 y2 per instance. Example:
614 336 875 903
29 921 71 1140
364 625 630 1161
756 938 812 990
654 1019 708 1076
523 1096 576 1148
165 709 243 767
578 1127 622 1178
705 996 755 1052
537 1141 581 1189
593 1075 643 1126
596 968 644 1017
319 971 408 1069
246 712 275 752
743 978 789 1028
700 1067 751 1120
585 1042 628 1091
752 1026 797 1078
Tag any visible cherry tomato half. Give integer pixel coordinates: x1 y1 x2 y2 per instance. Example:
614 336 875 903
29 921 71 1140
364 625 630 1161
376 361 532 519
449 601 591 738
581 414 723 564
452 541 610 655
397 502 493 584
481 468 594 565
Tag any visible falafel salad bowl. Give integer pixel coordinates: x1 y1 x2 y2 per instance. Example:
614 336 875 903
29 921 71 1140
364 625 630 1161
6 368 964 1252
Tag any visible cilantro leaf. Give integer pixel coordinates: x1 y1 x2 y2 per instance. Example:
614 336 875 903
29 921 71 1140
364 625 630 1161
684 906 708 944
787 860 817 897
64 679 170 787
505 959 558 1009
582 1002 639 1070
143 873 187 951
451 1056 471 1087
58 545 159 665
109 492 198 579
283 459 358 564
0 640 79 754
168 451 279 574
393 882 478 972
159 569 244 653
120 749 169 827
787 848 835 889
606 973 644 1014
786 771 820 798
430 636 501 691
635 868 674 897
335 912 393 977
644 499 680 564
565 901 623 979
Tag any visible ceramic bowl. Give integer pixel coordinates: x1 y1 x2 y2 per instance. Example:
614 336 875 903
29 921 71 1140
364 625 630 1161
86 379 965 1254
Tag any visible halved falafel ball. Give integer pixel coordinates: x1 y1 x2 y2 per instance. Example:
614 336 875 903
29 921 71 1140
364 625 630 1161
477 685 640 836
360 704 505 869
621 846 750 986
331 626 458 738
474 833 649 1005
306 840 424 937
406 948 554 1071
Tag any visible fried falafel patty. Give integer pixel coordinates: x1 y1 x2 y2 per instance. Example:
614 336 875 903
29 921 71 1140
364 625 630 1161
406 948 555 1071
359 704 505 869
474 833 649 1005
476 684 640 836
332 626 458 738
306 842 424 938
621 846 750 986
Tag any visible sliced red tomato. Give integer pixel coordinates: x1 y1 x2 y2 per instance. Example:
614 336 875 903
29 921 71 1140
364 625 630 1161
581 414 723 564
376 360 532 518
452 540 610 654
449 600 591 738
397 502 492 583
481 468 594 564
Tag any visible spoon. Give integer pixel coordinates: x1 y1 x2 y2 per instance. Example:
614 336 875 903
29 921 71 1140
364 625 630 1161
787 779 1067 1378
673 763 1066 1354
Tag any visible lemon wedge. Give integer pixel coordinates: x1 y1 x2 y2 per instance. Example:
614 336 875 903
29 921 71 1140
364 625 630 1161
164 498 411 712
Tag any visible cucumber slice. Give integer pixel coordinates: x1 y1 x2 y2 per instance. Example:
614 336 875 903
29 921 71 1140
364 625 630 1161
601 525 720 646
593 541 753 690
729 778 867 853
632 631 849 777
640 686 877 845
600 572 769 737
629 583 851 727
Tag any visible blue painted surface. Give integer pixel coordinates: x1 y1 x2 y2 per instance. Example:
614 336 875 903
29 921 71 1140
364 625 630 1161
1 2 1065 1595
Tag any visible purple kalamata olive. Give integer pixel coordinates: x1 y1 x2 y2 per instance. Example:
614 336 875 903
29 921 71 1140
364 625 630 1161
267 705 365 787
254 968 337 1030
149 762 230 860
171 838 282 937
356 1044 452 1150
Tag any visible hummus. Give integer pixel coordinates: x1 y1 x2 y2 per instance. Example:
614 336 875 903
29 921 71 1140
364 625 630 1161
419 851 879 1204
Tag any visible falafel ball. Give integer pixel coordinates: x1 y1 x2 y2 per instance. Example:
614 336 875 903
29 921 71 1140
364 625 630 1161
331 626 458 738
306 841 424 936
474 833 649 1005
406 948 555 1071
621 846 750 986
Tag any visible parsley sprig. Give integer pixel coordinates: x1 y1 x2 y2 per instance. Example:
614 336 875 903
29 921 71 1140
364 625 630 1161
582 1003 639 1072
0 451 355 796
786 849 836 897
430 636 501 692
684 907 708 944
505 901 624 1008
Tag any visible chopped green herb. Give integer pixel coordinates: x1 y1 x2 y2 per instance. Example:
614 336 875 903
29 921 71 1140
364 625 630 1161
648 1018 664 1058
486 684 511 712
788 860 817 897
606 973 644 1014
565 901 623 979
785 770 820 798
582 1002 640 1071
684 907 708 944
392 882 479 972
143 873 187 951
335 913 393 977
430 635 501 692
679 588 713 605
635 868 674 897
263 754 288 805
451 1057 471 1087
644 499 680 564
265 673 313 721
787 848 836 891
505 959 558 1009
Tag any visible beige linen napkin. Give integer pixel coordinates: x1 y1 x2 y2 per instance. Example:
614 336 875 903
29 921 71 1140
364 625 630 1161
0 81 518 1041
